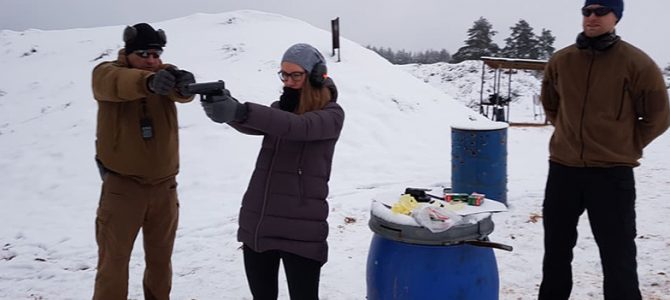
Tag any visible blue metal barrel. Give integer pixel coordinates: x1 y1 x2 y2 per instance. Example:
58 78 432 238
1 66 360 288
451 123 508 205
366 234 499 300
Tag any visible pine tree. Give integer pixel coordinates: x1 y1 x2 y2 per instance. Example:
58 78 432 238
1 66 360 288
536 29 556 59
439 49 451 63
395 49 411 64
502 19 539 59
384 47 395 63
451 17 500 63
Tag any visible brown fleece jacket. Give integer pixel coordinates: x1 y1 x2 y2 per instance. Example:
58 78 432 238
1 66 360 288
542 39 670 167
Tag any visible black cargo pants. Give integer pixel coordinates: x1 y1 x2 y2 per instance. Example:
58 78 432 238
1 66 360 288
539 161 641 300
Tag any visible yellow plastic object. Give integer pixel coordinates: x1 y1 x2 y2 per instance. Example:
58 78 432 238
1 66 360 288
391 194 418 215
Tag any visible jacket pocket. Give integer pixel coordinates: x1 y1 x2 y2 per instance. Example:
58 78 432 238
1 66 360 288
634 93 646 121
616 80 630 121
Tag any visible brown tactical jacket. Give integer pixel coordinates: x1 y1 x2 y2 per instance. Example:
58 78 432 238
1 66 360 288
92 50 193 184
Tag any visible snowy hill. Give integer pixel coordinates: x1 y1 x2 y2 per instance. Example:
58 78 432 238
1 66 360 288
1 10 670 299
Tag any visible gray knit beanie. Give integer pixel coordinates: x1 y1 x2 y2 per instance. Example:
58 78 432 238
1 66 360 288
281 43 326 73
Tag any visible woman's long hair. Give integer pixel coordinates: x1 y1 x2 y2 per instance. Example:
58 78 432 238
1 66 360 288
296 77 331 114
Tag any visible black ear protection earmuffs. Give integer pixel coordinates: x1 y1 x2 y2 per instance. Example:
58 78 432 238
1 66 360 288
309 63 328 87
122 26 167 46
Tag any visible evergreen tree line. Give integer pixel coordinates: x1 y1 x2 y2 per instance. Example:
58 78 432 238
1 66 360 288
365 46 452 64
368 16 557 64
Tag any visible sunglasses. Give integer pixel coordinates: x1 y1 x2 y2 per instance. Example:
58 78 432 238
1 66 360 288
277 70 305 82
133 49 163 59
581 6 612 17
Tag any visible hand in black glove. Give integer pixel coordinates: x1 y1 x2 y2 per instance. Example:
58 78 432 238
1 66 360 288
201 89 248 123
148 69 176 95
279 87 301 112
174 69 196 97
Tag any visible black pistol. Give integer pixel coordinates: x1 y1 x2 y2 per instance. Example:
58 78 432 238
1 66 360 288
184 80 227 102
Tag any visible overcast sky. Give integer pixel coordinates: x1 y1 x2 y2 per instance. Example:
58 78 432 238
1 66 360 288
1 0 668 66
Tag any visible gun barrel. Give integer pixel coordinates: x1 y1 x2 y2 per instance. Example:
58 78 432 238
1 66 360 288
185 80 226 95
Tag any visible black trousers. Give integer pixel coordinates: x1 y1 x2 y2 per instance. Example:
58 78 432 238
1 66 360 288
243 244 322 300
538 161 641 300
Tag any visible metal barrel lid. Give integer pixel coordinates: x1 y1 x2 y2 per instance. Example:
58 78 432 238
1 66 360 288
368 212 494 245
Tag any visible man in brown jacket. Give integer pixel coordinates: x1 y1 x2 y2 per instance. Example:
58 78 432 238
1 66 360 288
91 23 195 300
539 1 670 299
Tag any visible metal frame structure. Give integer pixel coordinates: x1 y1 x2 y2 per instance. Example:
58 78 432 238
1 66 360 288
479 56 547 123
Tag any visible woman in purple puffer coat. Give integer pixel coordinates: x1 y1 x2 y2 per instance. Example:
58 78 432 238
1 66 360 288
201 43 344 300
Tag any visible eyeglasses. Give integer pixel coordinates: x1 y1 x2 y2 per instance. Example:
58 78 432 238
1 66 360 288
581 6 612 17
277 70 305 82
133 49 163 59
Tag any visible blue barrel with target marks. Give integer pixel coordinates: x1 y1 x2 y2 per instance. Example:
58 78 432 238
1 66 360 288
451 123 508 205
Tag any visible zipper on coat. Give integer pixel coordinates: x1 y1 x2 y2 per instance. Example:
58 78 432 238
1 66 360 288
253 138 281 249
579 49 596 165
297 143 306 205
616 80 629 121
297 168 304 205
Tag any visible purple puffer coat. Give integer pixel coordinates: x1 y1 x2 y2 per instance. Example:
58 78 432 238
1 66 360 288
229 89 344 264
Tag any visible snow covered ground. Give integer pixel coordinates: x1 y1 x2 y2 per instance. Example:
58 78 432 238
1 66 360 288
401 61 546 125
1 10 669 299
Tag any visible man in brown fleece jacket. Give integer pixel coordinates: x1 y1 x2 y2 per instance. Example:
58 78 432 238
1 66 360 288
539 1 670 299
91 23 195 300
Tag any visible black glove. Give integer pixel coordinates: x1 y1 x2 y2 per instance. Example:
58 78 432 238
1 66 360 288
148 69 176 95
201 89 248 123
279 87 301 112
174 70 196 97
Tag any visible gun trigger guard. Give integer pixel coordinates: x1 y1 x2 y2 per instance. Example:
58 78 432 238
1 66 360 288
209 95 228 102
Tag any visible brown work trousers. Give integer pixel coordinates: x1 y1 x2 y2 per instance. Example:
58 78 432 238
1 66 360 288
93 173 179 300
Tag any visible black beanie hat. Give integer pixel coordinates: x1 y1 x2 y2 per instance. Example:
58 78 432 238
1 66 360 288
123 23 166 54
584 0 624 22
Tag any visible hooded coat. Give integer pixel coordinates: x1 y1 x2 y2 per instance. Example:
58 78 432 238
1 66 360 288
229 84 344 264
